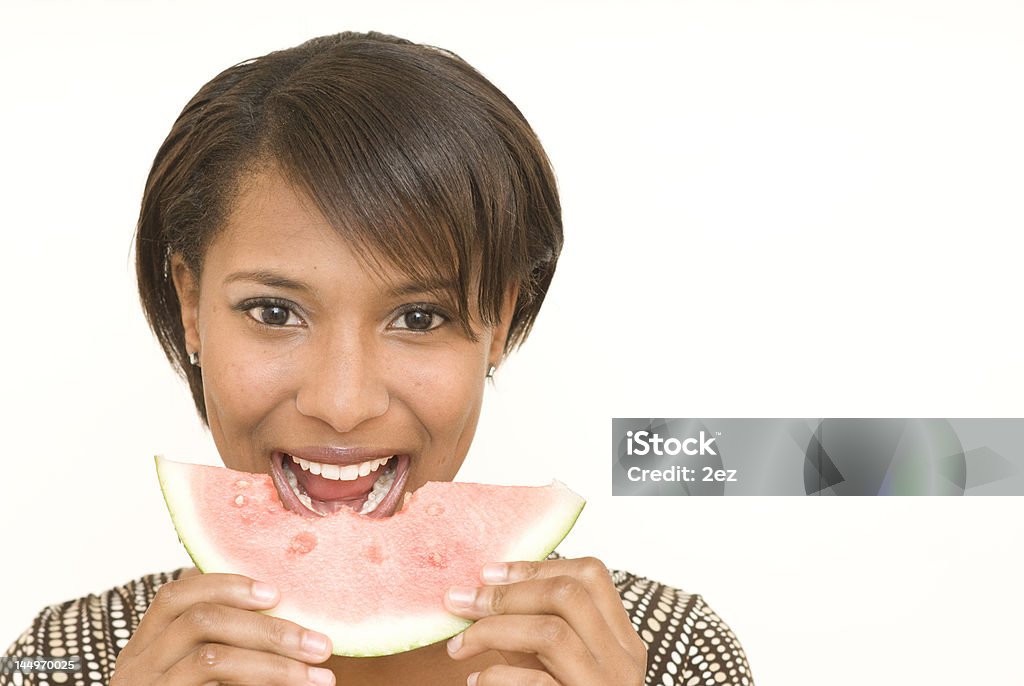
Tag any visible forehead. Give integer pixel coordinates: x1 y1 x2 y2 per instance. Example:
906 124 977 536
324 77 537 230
221 168 335 248
202 168 463 298
207 169 343 262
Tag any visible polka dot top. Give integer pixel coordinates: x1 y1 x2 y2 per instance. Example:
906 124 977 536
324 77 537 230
2 565 754 685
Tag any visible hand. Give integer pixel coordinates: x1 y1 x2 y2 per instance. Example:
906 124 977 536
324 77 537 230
443 556 647 685
109 571 336 686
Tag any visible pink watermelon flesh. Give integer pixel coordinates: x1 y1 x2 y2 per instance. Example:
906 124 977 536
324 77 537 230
155 457 585 656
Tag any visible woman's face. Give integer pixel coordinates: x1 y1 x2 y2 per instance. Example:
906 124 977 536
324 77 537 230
172 168 512 518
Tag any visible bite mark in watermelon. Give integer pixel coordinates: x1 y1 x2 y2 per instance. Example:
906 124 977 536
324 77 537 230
154 456 585 656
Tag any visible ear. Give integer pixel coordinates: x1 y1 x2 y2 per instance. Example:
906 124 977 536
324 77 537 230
169 254 202 358
487 284 520 369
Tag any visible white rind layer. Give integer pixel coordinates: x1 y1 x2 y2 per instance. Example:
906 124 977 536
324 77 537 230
269 605 472 657
156 456 240 580
154 456 586 657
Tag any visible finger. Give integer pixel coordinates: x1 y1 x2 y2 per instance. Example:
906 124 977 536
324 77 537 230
483 558 644 655
126 573 279 657
146 602 332 673
471 664 559 686
445 575 623 666
158 643 335 686
447 615 603 686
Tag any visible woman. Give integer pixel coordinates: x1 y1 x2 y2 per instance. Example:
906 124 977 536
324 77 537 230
3 32 752 686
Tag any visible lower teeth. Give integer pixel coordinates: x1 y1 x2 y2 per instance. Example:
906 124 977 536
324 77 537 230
284 458 396 516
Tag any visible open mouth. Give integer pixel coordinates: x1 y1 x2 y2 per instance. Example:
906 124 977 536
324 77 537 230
270 452 411 519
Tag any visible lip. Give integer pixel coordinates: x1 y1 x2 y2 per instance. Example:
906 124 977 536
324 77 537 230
282 446 404 466
269 451 412 519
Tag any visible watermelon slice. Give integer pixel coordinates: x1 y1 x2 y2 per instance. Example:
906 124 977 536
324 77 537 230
155 456 585 657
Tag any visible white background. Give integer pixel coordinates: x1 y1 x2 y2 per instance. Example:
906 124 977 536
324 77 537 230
2 1 1023 684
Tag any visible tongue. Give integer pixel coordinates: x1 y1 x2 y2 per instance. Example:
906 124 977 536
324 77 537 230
292 461 381 501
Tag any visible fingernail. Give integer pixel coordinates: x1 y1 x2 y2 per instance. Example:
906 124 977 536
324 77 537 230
481 563 507 583
302 631 330 657
467 672 480 686
250 581 278 603
307 666 334 686
447 586 477 608
446 632 463 655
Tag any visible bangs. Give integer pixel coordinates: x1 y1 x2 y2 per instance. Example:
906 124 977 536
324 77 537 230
262 40 529 334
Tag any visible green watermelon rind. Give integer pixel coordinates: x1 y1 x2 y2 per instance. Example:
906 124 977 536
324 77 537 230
154 456 585 657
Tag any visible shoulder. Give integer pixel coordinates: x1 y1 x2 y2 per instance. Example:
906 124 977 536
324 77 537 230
609 567 755 686
1 569 186 685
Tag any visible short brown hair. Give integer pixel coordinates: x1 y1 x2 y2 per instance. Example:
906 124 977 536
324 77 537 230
135 31 562 422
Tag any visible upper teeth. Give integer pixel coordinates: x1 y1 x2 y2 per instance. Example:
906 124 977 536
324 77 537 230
290 455 392 481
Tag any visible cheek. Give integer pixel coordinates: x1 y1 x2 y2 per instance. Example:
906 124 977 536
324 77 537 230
205 357 276 422
397 346 485 463
200 325 295 455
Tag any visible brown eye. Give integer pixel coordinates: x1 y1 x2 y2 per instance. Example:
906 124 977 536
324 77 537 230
259 306 291 326
241 301 303 327
392 306 445 332
404 310 433 330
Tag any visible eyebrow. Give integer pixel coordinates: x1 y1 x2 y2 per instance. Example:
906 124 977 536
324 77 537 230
223 269 459 298
385 277 460 297
224 270 313 293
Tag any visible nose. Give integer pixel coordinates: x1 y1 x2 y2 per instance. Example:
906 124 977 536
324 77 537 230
294 330 390 434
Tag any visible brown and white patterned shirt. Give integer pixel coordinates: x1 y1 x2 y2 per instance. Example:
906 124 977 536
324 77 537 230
2 565 754 685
